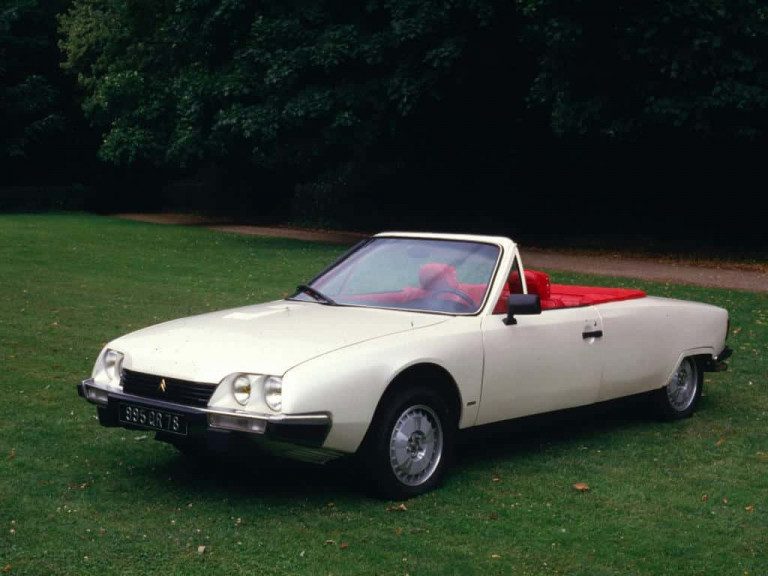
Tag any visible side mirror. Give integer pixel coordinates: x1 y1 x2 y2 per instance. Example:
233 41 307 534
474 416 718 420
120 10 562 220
503 294 541 325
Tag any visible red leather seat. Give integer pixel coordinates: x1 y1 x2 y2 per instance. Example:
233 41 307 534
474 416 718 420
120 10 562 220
347 263 644 310
523 270 564 310
524 270 550 299
497 269 562 311
425 265 645 314
419 263 479 307
419 263 459 290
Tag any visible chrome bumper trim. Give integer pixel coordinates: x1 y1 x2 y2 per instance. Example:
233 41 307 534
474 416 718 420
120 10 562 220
201 406 330 426
79 378 331 438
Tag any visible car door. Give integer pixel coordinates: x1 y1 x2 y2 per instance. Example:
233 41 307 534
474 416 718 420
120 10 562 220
476 262 605 425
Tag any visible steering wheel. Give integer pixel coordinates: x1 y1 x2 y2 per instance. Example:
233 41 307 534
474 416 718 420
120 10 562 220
430 288 476 310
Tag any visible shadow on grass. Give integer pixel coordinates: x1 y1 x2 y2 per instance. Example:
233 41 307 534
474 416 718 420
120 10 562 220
137 446 364 503
134 392 670 501
455 392 659 468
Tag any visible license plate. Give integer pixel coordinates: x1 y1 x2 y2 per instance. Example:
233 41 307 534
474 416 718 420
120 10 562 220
119 403 187 435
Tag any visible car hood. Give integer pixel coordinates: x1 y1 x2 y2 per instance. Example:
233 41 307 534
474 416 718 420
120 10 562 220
110 300 448 383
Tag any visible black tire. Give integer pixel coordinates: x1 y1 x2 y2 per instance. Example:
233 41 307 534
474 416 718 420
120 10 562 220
653 356 703 420
359 385 456 500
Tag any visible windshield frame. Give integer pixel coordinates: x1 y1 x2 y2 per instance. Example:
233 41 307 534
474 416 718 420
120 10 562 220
288 235 505 317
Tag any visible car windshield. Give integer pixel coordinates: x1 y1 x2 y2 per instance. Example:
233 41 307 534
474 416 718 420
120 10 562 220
292 237 501 314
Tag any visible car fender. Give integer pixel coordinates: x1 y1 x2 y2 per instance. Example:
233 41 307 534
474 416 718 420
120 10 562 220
282 315 484 453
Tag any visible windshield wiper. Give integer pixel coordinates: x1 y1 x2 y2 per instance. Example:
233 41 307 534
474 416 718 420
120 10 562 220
295 284 337 305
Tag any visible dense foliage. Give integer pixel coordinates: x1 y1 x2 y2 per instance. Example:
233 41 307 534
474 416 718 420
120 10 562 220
526 0 768 140
4 0 768 240
58 0 768 162
1 0 67 159
58 1 509 169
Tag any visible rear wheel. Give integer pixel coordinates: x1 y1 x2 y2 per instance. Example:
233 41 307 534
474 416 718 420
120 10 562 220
654 357 703 420
360 385 455 500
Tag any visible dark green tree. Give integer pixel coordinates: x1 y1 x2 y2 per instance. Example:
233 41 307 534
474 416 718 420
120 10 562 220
59 0 768 166
57 0 768 236
523 0 768 140
1 0 69 161
58 0 505 172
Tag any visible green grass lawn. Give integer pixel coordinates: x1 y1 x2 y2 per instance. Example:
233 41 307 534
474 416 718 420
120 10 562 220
1 213 766 575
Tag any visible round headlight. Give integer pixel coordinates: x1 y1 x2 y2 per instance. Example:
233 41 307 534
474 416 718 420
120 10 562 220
232 375 252 405
104 349 124 382
264 376 282 412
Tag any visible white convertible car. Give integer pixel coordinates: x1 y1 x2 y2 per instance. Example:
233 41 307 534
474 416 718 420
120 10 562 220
78 232 731 498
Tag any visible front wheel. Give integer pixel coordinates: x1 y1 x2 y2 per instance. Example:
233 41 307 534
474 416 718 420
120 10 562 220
360 386 455 500
654 357 703 420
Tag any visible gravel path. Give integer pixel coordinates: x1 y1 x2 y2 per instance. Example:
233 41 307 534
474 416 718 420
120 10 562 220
522 248 766 293
113 213 767 293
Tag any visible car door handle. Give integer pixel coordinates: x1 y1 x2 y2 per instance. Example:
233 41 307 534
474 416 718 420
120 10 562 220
582 330 603 339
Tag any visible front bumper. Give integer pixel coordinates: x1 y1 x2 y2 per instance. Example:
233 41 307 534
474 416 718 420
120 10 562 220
77 378 332 451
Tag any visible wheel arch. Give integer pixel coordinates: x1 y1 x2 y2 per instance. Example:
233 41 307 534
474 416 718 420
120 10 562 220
662 348 713 389
359 362 463 450
390 362 463 419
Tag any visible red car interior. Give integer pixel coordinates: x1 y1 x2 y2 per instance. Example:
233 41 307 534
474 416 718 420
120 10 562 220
346 262 646 312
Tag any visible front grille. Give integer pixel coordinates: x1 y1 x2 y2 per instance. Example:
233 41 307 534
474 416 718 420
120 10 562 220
121 369 216 407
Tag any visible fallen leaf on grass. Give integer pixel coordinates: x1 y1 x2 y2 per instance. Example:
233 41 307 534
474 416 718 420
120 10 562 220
722 497 729 504
324 539 336 545
339 542 349 550
714 438 726 447
572 482 590 492
197 545 206 555
701 494 709 502
745 505 755 513
2 564 11 573
387 503 408 512
491 554 501 559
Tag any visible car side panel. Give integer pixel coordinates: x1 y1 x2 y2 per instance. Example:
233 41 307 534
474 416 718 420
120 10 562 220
477 307 604 424
596 296 728 401
282 316 485 454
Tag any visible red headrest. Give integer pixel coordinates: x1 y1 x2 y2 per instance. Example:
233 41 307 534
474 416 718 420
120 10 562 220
419 263 459 290
508 270 523 294
524 270 551 299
